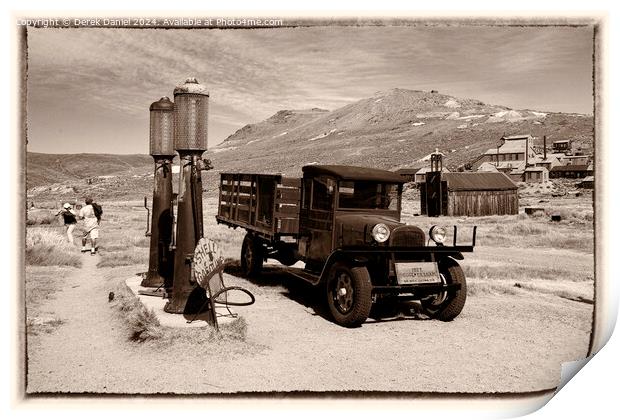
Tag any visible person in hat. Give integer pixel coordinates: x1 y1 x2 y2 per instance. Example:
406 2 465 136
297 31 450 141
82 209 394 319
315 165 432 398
59 203 78 244
78 197 100 255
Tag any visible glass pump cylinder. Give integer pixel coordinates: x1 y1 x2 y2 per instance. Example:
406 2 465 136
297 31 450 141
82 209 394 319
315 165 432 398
149 96 175 156
173 77 209 152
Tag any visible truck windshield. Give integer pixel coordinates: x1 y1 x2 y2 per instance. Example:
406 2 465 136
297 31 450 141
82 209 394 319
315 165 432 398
338 181 400 210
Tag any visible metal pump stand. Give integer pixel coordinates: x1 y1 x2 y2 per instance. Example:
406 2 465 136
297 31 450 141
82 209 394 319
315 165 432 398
164 153 212 313
141 155 175 289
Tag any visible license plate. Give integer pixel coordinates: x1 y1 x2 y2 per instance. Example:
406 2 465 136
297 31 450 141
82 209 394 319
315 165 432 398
395 262 441 285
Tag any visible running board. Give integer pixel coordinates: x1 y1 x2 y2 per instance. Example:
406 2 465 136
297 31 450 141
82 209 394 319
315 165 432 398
281 267 320 286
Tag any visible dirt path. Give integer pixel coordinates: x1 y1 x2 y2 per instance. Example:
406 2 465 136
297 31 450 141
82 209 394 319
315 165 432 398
26 249 593 394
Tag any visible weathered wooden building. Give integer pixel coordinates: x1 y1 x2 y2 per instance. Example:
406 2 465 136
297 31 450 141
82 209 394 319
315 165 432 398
421 172 519 217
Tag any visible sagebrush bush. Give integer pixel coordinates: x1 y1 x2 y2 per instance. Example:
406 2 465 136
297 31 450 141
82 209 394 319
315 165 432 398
111 282 164 342
26 210 58 226
25 228 81 267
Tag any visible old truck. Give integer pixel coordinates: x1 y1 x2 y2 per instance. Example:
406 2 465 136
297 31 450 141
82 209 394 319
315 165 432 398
216 165 476 327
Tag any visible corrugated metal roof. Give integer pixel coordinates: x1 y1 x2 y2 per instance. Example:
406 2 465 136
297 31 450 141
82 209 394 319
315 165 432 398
550 165 589 172
443 172 518 191
502 134 532 140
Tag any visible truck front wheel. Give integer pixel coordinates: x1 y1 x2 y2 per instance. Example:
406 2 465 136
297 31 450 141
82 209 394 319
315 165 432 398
421 258 467 321
326 262 372 327
240 233 264 277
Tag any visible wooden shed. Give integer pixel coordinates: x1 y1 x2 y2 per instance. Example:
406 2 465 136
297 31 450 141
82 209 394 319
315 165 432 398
421 172 519 217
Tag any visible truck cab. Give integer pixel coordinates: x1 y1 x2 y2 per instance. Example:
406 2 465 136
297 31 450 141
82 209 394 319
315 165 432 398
216 165 476 327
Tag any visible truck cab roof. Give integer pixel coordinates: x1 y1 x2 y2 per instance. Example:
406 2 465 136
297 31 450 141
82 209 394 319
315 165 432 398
302 165 405 184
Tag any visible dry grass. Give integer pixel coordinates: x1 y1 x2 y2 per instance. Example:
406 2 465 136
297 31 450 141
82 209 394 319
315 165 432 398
110 279 248 343
26 228 82 268
463 263 592 283
110 281 164 342
25 266 74 335
94 204 150 268
97 250 147 268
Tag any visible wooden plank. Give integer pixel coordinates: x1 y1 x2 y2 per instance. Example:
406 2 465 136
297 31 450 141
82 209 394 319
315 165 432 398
276 218 299 234
276 204 299 214
276 188 301 201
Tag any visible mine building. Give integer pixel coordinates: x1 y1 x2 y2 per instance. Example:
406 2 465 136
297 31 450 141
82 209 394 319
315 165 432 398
471 134 537 170
523 166 549 183
414 165 451 183
549 164 594 179
552 139 572 153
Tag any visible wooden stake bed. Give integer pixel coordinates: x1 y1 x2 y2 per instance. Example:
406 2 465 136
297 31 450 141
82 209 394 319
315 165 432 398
216 173 301 240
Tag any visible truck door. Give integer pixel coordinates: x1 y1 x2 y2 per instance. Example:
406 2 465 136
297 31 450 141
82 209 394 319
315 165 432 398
299 175 335 265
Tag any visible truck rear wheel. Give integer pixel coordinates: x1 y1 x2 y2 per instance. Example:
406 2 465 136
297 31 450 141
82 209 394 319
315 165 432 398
421 258 467 321
240 234 263 277
326 262 372 327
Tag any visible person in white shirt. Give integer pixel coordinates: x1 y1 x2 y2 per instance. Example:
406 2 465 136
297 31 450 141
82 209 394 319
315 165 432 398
79 197 99 255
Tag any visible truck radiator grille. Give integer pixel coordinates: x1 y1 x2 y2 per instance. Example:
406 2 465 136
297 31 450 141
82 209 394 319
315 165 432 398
389 226 425 247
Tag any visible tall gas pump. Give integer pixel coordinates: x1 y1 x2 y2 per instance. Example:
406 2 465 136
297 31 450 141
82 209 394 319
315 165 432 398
164 78 212 314
141 97 175 289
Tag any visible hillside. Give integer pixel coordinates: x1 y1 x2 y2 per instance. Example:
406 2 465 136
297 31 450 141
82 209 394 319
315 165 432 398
208 88 593 177
26 153 153 188
26 88 593 202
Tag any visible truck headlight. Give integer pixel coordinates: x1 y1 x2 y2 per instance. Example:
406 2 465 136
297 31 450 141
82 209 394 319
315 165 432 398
429 225 446 245
372 223 390 243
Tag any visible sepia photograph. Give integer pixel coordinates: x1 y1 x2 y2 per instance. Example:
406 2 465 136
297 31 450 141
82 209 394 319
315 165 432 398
16 13 605 412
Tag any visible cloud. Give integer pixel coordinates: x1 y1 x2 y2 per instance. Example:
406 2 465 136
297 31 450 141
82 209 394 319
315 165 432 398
26 24 593 153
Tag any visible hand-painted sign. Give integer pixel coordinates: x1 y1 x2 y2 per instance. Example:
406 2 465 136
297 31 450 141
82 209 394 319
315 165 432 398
193 237 225 289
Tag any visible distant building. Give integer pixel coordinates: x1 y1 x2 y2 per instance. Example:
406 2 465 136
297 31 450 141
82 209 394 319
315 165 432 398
524 166 549 183
535 155 562 171
552 139 572 153
577 176 594 189
414 166 450 183
476 162 500 172
549 164 593 179
395 167 424 182
558 155 591 166
420 172 519 217
472 134 537 170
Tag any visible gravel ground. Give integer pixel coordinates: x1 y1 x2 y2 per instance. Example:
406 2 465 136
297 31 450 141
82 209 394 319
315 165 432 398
26 248 592 395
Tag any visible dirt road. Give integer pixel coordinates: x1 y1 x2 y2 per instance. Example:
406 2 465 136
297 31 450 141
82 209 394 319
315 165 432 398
26 249 592 394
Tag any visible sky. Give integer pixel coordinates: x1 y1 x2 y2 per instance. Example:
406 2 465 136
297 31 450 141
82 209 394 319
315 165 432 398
26 24 594 154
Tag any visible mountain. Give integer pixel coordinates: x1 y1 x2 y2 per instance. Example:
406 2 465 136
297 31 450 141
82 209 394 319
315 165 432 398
26 89 593 201
207 88 593 177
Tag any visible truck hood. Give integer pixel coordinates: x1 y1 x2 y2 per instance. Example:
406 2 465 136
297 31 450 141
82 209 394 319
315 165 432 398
334 212 404 247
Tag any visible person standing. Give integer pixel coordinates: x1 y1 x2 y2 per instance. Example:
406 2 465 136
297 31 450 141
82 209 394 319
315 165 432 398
79 197 100 255
59 203 78 244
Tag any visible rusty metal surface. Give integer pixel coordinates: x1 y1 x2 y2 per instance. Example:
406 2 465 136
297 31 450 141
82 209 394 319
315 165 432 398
141 157 174 289
302 165 404 183
165 152 205 314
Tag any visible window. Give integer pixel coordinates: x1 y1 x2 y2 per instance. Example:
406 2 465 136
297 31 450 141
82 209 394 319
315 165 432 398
338 181 399 210
302 177 312 209
311 178 334 211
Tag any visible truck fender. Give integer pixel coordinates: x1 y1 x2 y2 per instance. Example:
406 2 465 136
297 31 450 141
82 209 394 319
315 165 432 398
447 252 464 260
317 250 367 285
